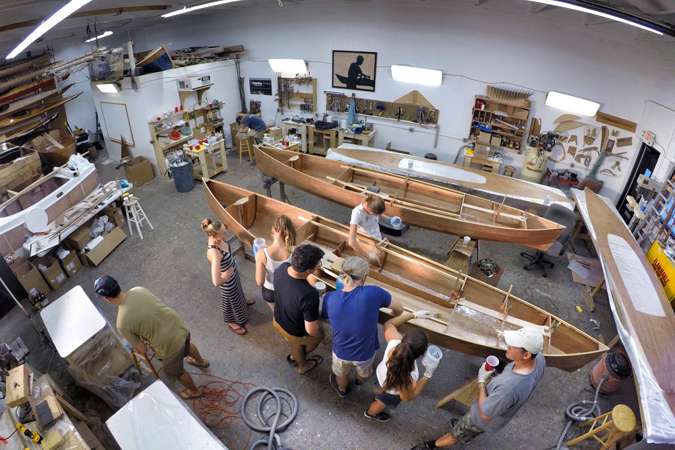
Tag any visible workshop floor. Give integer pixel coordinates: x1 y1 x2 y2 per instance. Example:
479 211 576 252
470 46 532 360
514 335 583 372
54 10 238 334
0 153 640 450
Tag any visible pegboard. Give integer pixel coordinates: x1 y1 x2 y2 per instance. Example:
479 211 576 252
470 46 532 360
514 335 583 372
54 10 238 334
325 91 439 125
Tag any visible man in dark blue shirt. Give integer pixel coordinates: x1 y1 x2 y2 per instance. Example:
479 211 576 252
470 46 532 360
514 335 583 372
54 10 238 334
322 256 403 397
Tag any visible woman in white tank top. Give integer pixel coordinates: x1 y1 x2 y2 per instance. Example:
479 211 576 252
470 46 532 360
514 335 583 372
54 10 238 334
255 215 296 310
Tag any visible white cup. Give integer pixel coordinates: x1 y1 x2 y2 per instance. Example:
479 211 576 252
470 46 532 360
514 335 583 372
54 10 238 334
463 236 471 246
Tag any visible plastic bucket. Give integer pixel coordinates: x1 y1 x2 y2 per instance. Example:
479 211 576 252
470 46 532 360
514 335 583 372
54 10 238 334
422 345 443 368
590 350 631 393
253 238 266 256
170 162 194 192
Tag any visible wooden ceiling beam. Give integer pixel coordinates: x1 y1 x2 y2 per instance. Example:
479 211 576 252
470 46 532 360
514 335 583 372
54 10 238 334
0 5 170 34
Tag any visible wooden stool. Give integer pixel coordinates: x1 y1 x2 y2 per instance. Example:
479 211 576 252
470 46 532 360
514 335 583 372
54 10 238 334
123 194 154 240
436 379 480 409
565 404 636 449
239 135 254 161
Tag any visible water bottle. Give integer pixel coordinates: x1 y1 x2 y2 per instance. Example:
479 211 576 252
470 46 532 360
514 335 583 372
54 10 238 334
252 238 266 256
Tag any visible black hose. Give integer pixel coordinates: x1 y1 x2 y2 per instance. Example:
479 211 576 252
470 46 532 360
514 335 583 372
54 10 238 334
554 374 608 450
241 387 298 450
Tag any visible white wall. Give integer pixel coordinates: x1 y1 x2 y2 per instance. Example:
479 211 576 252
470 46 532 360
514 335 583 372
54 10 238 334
91 60 240 171
642 101 675 181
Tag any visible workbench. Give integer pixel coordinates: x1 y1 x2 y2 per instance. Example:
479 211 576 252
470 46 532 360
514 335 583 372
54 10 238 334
281 120 310 153
188 139 228 180
40 285 139 408
338 129 376 147
308 126 338 155
106 380 228 450
462 154 501 174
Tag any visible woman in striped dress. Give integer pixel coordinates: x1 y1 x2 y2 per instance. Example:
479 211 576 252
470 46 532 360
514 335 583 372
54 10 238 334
202 218 250 335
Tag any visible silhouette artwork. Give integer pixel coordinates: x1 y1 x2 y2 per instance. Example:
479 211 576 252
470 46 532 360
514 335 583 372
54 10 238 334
332 50 377 92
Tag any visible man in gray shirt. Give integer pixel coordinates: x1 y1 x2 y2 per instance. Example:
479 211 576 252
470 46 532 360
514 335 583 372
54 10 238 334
411 326 545 448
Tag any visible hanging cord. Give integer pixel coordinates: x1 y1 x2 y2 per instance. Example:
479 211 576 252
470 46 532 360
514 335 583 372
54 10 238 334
241 387 299 450
554 374 608 450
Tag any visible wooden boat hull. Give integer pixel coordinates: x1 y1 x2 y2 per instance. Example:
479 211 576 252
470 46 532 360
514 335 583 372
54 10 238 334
0 54 51 80
0 79 56 107
583 189 675 417
255 146 564 249
0 112 60 145
0 84 73 120
329 145 573 211
0 93 80 133
203 178 608 371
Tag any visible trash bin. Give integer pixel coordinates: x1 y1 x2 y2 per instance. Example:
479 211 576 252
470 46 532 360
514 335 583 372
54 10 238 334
170 161 194 192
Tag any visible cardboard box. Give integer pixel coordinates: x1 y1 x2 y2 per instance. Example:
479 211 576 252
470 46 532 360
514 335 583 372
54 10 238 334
35 255 67 290
10 259 50 297
83 227 127 267
477 131 492 145
490 135 502 147
66 225 92 251
59 250 83 277
6 364 31 407
124 156 155 188
104 205 125 228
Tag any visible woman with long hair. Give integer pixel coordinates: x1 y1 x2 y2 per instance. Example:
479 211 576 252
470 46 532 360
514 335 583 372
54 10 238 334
202 218 250 335
255 215 296 309
364 310 438 422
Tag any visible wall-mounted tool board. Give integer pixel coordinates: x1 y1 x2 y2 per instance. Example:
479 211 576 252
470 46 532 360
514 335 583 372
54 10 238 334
325 91 439 125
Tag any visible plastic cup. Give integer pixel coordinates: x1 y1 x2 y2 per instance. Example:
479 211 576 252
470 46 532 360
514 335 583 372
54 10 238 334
463 236 471 246
422 345 443 368
484 355 499 372
315 281 326 296
252 238 266 256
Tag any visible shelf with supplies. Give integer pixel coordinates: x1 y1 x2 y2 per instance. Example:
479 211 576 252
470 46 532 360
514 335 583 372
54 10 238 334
469 88 531 153
277 76 317 114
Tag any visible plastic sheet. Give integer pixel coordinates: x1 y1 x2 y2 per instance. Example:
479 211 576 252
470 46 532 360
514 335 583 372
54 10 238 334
573 188 675 444
106 380 228 450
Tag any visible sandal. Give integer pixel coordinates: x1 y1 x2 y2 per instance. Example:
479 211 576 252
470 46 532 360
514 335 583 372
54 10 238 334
299 355 323 375
286 354 298 367
246 299 255 306
185 356 210 368
179 388 203 400
228 324 247 335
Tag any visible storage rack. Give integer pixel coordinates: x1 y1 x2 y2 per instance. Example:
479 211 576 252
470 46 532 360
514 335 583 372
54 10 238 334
276 77 317 114
470 94 530 153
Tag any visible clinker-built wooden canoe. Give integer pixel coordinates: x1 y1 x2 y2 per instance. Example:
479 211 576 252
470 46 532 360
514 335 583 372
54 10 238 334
203 178 608 371
255 145 564 250
328 144 574 211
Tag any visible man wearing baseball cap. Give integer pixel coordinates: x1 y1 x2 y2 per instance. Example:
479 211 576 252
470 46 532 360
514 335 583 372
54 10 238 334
411 326 546 449
95 275 209 400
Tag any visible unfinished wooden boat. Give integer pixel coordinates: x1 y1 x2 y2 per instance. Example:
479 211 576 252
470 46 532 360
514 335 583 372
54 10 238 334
581 189 675 423
0 79 56 107
255 146 564 250
0 93 80 132
0 144 41 199
0 54 51 81
0 154 99 256
203 179 607 371
328 144 573 210
0 84 73 120
0 112 60 145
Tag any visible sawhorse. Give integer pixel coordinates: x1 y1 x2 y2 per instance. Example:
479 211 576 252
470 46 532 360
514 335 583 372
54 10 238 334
263 176 290 203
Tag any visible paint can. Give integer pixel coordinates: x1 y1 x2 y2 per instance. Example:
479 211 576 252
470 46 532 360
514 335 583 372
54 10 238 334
590 350 631 394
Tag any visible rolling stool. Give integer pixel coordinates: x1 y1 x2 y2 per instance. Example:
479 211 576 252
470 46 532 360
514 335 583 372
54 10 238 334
123 194 154 239
238 134 254 161
564 404 637 449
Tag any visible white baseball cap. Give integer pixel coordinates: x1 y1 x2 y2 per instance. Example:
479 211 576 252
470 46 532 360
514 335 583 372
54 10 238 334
503 326 544 354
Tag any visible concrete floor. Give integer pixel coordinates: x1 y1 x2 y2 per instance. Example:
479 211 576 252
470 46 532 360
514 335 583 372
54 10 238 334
0 153 641 450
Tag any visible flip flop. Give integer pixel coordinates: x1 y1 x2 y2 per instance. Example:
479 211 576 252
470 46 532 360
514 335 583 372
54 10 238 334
299 355 323 375
185 356 210 368
286 354 298 367
179 388 203 400
228 324 247 335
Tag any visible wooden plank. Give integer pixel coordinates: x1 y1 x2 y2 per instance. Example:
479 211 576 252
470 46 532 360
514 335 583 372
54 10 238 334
594 112 637 133
458 298 549 333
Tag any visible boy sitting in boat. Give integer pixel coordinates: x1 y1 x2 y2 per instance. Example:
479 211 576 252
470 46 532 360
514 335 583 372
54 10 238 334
411 326 545 449
349 195 386 263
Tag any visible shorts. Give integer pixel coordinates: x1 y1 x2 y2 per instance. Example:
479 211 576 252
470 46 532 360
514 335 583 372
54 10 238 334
375 391 401 409
160 334 190 377
262 286 275 303
450 412 485 444
331 353 374 379
272 320 323 348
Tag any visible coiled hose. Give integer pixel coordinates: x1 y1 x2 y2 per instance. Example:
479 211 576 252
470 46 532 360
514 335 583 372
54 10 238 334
554 374 608 450
241 387 298 450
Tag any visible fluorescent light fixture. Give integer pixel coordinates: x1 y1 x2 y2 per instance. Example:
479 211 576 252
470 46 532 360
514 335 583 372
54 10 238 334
391 65 442 87
162 0 242 18
545 91 600 116
527 0 663 35
6 0 94 59
85 30 113 43
95 83 119 94
268 59 308 76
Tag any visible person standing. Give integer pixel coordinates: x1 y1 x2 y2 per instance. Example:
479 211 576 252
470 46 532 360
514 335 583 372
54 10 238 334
410 326 546 449
94 276 209 400
273 244 325 375
348 195 386 262
202 218 250 335
322 256 403 397
365 310 439 422
255 215 296 309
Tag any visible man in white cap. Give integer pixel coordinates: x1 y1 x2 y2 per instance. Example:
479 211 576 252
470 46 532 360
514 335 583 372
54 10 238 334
410 326 546 449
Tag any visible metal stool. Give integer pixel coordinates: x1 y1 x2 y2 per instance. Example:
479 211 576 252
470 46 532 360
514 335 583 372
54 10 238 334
565 404 636 449
123 194 154 239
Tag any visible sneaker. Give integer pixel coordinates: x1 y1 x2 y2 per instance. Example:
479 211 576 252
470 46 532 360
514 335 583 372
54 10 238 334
329 373 348 398
363 410 391 423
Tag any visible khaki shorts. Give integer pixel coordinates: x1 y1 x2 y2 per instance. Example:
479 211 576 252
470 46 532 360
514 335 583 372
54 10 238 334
331 352 374 379
450 412 485 444
273 320 323 348
160 334 190 377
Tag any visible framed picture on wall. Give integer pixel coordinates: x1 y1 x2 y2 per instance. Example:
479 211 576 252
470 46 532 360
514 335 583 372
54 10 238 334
332 50 377 92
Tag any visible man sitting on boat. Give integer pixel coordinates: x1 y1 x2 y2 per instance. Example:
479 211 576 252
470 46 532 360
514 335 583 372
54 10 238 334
236 114 267 143
411 326 546 449
349 195 386 263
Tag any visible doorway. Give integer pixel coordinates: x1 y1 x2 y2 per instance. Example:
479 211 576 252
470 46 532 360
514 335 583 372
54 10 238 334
617 143 661 222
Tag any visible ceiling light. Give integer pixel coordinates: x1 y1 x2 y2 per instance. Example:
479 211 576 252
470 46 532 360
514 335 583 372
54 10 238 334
527 0 663 35
391 65 442 87
268 59 308 76
85 30 113 43
6 0 94 59
96 83 119 94
545 91 600 116
162 0 242 18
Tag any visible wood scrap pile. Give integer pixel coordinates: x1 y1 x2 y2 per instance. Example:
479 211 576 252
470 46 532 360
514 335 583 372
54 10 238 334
170 45 245 67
